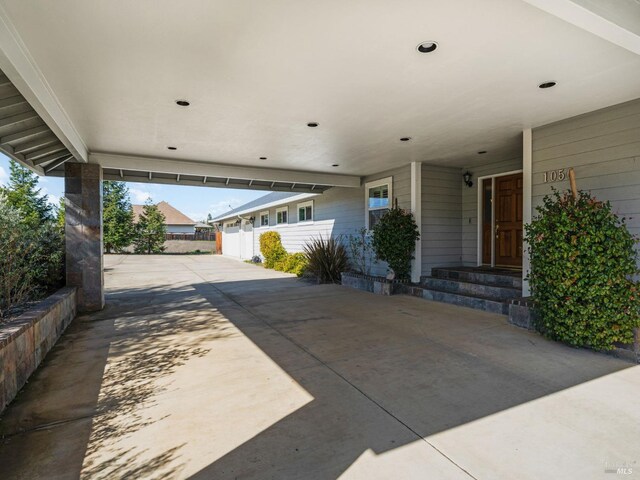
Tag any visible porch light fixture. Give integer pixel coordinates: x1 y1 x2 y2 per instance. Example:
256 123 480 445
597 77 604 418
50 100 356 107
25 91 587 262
463 171 473 188
417 41 438 53
400 137 411 142
307 122 319 127
176 99 190 106
538 81 556 89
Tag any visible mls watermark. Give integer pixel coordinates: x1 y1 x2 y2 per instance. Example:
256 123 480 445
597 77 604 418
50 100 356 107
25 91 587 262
604 460 636 475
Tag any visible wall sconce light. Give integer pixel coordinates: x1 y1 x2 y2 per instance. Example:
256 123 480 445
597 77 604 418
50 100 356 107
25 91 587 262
463 171 473 188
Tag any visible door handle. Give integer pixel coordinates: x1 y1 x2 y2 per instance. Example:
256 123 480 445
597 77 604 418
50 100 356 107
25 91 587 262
495 223 499 239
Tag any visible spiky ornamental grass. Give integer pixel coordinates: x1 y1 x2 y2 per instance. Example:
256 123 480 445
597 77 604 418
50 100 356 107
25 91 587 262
303 236 349 284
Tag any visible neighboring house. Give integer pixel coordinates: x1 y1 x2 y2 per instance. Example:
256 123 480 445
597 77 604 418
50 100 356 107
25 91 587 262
213 97 640 287
132 201 196 234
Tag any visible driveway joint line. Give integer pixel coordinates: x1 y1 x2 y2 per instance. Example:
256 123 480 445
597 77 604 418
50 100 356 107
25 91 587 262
184 264 479 480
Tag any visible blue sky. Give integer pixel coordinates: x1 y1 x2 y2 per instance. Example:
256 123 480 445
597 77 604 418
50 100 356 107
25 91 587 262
0 154 265 221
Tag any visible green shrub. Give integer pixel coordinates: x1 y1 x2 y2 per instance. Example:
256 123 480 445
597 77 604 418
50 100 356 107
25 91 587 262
259 231 287 268
525 190 640 351
274 252 308 277
0 201 64 318
371 207 420 279
303 236 349 283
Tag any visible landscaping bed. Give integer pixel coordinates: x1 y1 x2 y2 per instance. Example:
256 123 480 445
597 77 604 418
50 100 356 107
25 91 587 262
0 287 76 414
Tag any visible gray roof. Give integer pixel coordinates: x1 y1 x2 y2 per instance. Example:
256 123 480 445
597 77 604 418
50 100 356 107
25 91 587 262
212 192 300 222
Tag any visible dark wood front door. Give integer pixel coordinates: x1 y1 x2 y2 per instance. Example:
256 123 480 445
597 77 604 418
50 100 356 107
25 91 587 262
494 173 523 267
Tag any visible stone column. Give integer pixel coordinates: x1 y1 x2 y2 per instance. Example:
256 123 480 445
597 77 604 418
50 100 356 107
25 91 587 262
65 163 104 312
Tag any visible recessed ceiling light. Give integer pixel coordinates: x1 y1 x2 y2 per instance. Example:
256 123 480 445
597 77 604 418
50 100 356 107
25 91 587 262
259 156 267 160
332 164 339 167
167 146 177 150
477 150 487 154
176 99 190 106
416 41 438 53
307 122 319 127
400 137 411 142
538 81 556 89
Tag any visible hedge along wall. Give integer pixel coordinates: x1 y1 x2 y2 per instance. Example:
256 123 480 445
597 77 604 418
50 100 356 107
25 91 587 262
532 98 640 267
0 287 77 413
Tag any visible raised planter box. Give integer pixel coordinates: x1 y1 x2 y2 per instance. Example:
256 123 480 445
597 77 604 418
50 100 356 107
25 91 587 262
0 287 77 414
341 272 409 296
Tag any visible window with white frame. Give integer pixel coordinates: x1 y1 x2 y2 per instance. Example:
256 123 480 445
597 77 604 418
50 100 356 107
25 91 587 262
365 176 392 229
260 211 269 227
297 200 313 222
276 206 288 225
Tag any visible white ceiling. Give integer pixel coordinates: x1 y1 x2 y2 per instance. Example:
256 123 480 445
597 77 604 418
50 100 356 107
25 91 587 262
1 0 640 175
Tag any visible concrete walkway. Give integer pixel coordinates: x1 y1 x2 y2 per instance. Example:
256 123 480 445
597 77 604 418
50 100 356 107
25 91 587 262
1 255 638 479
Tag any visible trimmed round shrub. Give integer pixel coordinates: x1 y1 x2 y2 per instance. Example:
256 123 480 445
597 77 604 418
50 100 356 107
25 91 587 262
371 207 420 279
259 231 287 268
525 190 640 350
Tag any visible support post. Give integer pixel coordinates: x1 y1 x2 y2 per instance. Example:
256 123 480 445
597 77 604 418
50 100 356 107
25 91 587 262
64 163 104 312
522 129 533 297
410 162 422 284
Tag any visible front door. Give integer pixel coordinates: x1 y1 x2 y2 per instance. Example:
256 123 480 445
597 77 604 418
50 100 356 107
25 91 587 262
494 173 523 267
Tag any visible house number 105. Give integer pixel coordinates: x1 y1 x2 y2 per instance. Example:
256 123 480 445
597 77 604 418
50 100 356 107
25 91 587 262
543 168 567 183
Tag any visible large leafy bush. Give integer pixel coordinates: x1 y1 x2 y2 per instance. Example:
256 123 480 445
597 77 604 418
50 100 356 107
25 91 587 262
0 201 64 318
525 190 640 350
303 236 349 283
371 207 420 279
259 231 287 268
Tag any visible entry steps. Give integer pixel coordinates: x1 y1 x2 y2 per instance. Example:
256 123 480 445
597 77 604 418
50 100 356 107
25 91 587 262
398 267 523 315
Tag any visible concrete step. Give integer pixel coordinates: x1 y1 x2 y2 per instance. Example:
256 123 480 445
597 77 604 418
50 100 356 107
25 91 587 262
429 267 522 289
398 284 510 315
420 276 521 301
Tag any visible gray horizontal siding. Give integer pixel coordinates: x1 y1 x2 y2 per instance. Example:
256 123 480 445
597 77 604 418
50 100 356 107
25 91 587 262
236 165 411 276
421 165 462 275
532 98 640 256
461 157 523 266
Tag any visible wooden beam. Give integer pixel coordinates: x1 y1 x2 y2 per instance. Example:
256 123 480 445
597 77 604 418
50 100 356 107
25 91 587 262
33 150 70 166
0 110 38 129
0 95 26 109
1 124 49 144
44 155 72 173
13 134 58 154
25 142 66 161
90 152 361 188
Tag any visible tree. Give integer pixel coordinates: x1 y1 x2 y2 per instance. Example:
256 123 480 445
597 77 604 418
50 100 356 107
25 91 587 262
133 200 167 254
103 181 135 253
207 213 213 223
0 159 52 225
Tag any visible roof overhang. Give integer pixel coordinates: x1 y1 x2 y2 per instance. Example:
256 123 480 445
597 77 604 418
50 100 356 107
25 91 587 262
522 0 640 56
0 0 639 183
89 152 361 193
212 192 318 223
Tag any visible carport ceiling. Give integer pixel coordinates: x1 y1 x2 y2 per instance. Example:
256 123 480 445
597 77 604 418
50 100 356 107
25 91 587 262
0 0 639 178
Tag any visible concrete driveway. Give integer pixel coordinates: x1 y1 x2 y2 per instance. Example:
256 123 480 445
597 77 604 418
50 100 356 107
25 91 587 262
1 255 638 479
